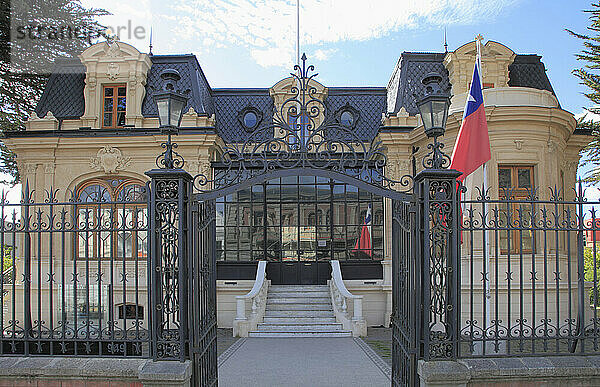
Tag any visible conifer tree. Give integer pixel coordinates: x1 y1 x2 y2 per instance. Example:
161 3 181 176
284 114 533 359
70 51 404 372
0 0 108 184
568 2 600 184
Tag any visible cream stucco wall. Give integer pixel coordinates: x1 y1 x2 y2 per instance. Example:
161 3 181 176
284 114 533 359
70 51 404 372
2 39 592 332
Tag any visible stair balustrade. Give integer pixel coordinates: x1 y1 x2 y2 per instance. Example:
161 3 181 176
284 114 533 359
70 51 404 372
233 261 269 337
329 260 367 336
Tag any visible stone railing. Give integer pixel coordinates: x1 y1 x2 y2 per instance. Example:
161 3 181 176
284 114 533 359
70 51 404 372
329 260 366 336
233 261 269 337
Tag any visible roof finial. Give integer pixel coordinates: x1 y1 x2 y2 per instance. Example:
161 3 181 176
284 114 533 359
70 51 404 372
149 27 153 56
475 34 484 44
444 27 448 53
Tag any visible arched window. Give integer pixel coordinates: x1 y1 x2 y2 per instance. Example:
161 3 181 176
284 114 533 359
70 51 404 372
76 178 147 260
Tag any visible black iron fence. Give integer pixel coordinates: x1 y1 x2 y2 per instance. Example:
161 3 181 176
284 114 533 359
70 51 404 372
458 181 600 357
0 183 150 357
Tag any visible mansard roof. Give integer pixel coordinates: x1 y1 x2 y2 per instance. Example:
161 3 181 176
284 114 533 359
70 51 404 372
33 45 557 142
387 52 449 116
507 54 555 95
35 58 86 120
386 51 557 115
142 54 214 118
212 88 273 142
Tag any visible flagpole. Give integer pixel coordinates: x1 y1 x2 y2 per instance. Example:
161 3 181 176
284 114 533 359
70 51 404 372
297 0 300 66
476 35 492 348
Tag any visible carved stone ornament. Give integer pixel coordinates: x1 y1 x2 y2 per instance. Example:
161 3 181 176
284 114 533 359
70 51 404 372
107 63 120 80
90 146 131 174
514 140 524 150
105 41 122 58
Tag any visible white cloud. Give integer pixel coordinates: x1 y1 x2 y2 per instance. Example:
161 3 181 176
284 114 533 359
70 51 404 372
314 48 337 61
81 0 153 46
166 0 518 68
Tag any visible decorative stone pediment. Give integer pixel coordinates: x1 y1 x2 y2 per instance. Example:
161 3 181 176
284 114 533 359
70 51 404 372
79 40 152 128
89 146 131 174
444 40 516 96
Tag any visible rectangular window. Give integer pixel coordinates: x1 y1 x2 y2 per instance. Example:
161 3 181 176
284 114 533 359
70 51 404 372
102 84 127 128
498 165 535 254
215 175 385 263
287 112 309 147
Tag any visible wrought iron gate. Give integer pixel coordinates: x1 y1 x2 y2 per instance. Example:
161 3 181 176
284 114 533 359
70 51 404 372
189 200 218 386
391 199 418 386
144 54 461 386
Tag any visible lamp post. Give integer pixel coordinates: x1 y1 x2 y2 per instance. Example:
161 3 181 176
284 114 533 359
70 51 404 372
416 72 451 169
154 69 188 169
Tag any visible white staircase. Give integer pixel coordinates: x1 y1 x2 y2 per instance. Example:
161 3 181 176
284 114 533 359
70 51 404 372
248 285 352 337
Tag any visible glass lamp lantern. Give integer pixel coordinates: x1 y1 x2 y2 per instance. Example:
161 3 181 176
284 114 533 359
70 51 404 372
154 69 188 133
416 73 451 139
153 69 189 169
154 91 187 131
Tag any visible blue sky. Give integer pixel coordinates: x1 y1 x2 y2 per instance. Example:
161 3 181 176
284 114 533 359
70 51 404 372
83 0 598 182
2 1 598 204
85 0 593 117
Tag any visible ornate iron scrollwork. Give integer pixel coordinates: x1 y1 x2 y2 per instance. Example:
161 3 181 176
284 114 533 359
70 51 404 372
187 54 414 193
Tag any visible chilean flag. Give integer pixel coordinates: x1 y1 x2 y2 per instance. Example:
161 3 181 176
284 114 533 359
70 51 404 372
353 205 372 256
450 58 491 181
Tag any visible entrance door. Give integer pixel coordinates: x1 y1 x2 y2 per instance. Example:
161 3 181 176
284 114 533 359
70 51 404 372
267 261 331 284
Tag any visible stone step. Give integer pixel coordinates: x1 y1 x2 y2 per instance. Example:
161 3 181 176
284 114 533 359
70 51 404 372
268 291 330 298
267 297 331 304
264 310 335 318
248 331 352 338
262 317 337 324
257 323 344 331
269 286 329 292
266 304 333 311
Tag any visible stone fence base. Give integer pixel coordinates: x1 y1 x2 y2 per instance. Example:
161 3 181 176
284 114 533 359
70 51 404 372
419 356 600 386
0 357 191 387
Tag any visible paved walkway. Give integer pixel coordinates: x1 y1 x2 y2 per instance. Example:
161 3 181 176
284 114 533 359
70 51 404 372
218 337 390 387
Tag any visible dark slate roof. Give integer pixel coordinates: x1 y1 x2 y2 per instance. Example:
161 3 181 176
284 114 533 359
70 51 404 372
508 54 556 96
387 52 450 115
141 54 214 117
387 52 558 115
325 88 387 140
35 58 86 120
213 89 273 142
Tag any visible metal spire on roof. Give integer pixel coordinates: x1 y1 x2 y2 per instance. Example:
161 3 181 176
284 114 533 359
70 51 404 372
149 27 153 56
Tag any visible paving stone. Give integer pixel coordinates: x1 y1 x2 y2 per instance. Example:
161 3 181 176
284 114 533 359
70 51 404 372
218 338 389 387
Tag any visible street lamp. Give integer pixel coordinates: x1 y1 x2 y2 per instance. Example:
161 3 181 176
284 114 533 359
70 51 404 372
154 69 189 169
416 72 451 169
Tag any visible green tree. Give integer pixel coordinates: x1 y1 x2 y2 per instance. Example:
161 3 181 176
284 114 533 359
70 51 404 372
585 247 600 305
0 0 108 184
568 2 600 184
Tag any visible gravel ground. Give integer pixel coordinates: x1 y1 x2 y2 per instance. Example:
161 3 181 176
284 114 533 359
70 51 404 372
364 326 392 366
217 328 239 357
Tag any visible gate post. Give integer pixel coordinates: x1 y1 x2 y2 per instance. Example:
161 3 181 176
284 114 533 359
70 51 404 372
414 168 461 361
146 167 193 362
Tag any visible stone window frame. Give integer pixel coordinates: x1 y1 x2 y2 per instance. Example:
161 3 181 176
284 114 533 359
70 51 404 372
237 105 263 132
334 103 361 129
101 84 127 129
498 164 536 254
75 177 147 261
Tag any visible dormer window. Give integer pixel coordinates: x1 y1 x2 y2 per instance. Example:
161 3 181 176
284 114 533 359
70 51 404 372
102 84 126 128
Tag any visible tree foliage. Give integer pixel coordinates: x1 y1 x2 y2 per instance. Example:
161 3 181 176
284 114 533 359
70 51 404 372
568 2 600 185
0 0 108 185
